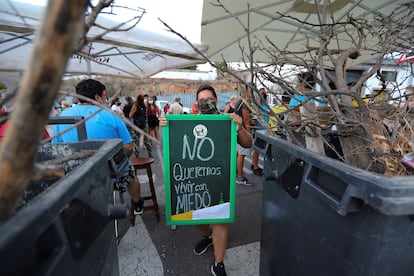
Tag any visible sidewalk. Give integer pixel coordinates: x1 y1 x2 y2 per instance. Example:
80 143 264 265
117 145 264 276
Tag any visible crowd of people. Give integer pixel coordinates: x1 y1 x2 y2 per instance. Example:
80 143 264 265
52 78 398 276
0 79 282 275
48 79 263 276
7 76 413 276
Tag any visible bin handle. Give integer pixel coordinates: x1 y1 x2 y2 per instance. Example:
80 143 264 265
303 166 359 215
108 154 129 179
107 203 128 220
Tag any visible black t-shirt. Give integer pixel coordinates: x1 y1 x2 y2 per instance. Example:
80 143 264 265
123 104 132 118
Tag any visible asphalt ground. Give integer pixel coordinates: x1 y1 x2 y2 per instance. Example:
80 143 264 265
116 132 264 276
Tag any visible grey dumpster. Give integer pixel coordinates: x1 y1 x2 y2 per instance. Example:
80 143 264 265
0 139 128 276
254 132 414 276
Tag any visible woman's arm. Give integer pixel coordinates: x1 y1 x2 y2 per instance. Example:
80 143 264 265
129 105 136 118
230 113 252 148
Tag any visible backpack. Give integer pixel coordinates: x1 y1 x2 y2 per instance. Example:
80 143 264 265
133 105 147 129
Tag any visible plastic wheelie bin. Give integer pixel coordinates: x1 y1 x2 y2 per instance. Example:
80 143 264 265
0 139 128 276
254 132 414 276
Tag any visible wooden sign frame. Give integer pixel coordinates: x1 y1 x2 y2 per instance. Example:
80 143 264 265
163 114 237 225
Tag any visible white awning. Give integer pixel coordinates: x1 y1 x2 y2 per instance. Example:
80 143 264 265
0 1 208 78
201 0 412 67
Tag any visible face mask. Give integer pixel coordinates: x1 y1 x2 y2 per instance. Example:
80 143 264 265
198 99 218 114
144 99 148 103
116 102 121 106
148 100 154 104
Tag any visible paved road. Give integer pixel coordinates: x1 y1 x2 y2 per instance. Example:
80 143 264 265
117 139 264 276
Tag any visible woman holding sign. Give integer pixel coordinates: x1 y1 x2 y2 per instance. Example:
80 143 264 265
160 84 252 276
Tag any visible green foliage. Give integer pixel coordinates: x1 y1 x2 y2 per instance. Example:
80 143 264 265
0 82 7 90
214 61 228 71
182 65 198 70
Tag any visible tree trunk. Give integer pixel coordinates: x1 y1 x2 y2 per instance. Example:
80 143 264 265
300 103 325 154
337 103 384 172
0 0 88 219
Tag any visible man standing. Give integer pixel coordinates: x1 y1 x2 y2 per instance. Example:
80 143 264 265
53 79 143 215
168 97 183 114
160 84 252 276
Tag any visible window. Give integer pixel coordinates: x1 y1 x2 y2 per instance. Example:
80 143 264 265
381 71 397 82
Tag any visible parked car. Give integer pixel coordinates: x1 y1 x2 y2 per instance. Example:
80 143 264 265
182 106 191 114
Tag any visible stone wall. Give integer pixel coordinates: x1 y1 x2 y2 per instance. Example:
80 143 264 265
60 71 251 99
109 77 238 97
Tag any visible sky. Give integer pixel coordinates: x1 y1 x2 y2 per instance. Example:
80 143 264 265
14 0 203 42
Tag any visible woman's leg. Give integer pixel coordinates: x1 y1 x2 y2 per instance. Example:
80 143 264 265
151 127 156 140
154 126 159 145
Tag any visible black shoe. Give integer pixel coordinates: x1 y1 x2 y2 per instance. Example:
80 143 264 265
132 199 144 215
253 167 263 176
211 262 227 276
193 236 213 255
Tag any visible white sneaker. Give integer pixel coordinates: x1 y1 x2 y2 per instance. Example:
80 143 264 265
236 177 252 186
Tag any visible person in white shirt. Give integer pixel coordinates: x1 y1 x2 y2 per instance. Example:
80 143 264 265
111 97 124 117
168 97 183 114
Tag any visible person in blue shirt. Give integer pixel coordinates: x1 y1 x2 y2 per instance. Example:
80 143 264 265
53 79 144 216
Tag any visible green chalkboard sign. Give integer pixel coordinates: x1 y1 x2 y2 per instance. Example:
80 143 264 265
163 114 237 225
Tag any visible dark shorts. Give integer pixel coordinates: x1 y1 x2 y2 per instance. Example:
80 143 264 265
148 115 159 128
113 163 135 193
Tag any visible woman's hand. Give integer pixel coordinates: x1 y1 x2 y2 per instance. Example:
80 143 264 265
159 115 167 127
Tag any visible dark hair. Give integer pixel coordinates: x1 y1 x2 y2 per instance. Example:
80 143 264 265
298 73 314 89
282 92 291 104
125 96 133 105
75 79 106 102
112 97 120 105
135 94 145 107
196 84 217 100
259 88 267 100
